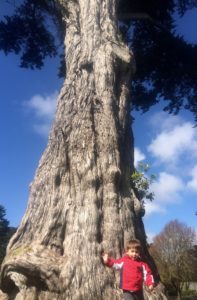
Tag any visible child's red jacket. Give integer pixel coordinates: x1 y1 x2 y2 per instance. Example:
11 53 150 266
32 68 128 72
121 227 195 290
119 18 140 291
105 254 154 292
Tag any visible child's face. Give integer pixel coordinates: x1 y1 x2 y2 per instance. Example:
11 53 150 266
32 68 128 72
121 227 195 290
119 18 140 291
126 248 140 260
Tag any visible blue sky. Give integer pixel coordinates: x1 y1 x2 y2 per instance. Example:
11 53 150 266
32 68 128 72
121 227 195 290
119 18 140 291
0 4 197 242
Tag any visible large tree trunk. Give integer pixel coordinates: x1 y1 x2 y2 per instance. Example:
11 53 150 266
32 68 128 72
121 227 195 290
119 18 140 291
0 1 167 299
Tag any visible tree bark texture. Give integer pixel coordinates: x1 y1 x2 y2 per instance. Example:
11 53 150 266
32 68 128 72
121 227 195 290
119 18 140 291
0 1 167 299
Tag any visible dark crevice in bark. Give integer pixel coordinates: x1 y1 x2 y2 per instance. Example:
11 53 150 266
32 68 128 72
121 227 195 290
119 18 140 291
80 62 93 72
54 174 61 187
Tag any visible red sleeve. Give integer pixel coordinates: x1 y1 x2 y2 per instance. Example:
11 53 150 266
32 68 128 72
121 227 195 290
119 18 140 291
141 262 154 286
106 257 124 270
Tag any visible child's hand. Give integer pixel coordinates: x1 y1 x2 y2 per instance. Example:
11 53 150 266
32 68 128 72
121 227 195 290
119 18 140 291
148 285 154 292
102 252 109 264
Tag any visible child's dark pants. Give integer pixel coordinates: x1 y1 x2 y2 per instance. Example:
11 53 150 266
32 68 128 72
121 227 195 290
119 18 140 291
123 290 144 300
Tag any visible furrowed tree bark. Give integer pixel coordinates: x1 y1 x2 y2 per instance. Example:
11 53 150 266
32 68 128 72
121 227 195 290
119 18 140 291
0 0 167 299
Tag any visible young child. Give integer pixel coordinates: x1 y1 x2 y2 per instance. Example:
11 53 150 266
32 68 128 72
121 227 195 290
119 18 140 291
102 239 154 300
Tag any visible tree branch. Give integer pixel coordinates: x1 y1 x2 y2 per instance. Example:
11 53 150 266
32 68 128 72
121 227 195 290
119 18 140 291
118 12 173 35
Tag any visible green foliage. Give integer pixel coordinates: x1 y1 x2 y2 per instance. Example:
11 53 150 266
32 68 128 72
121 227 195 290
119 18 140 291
0 205 9 264
131 162 156 201
182 289 197 297
0 1 58 69
0 0 197 121
0 205 16 265
118 0 197 122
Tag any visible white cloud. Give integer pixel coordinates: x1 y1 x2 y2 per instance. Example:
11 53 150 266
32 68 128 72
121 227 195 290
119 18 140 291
144 172 184 217
134 111 197 225
144 201 166 216
149 111 182 132
187 164 197 191
33 123 52 137
134 147 146 167
151 172 184 203
148 120 197 164
23 91 58 136
26 93 57 118
146 231 157 243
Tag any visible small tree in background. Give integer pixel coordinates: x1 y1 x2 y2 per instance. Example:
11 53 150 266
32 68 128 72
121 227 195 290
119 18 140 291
0 205 9 264
150 220 197 300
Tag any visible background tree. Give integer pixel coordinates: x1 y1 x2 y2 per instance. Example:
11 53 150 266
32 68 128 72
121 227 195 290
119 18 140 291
0 205 17 267
150 220 197 300
187 244 197 283
0 205 9 265
0 0 196 299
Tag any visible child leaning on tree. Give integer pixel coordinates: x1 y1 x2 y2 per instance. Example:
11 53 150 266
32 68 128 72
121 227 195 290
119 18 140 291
102 239 154 300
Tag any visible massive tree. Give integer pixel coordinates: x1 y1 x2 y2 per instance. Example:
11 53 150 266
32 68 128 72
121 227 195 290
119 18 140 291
0 0 196 299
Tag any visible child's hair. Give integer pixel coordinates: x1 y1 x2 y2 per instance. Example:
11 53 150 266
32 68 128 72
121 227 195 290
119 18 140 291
126 239 141 252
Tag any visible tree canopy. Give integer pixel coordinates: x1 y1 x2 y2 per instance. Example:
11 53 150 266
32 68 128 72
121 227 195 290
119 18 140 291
0 0 197 121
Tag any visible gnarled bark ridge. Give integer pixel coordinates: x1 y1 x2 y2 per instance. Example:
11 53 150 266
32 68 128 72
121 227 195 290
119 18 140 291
0 1 167 299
